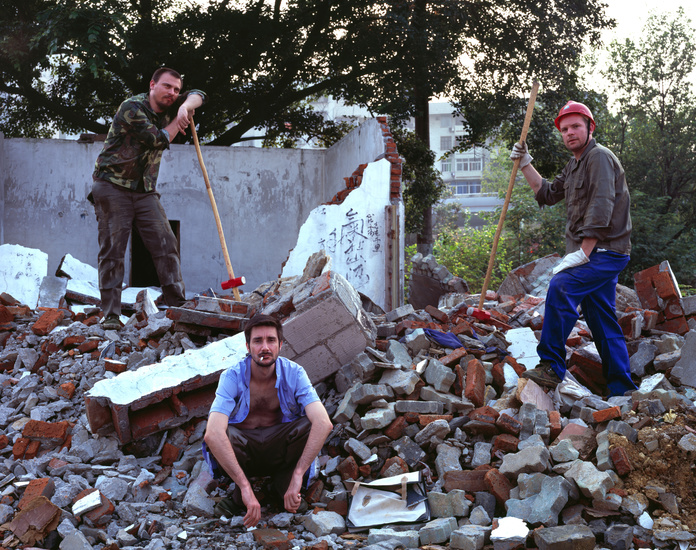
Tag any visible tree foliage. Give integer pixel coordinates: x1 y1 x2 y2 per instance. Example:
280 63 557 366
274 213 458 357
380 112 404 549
1 0 613 146
601 9 696 285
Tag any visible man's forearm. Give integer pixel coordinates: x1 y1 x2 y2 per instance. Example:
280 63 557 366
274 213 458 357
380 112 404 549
292 418 332 479
581 238 598 257
520 163 543 195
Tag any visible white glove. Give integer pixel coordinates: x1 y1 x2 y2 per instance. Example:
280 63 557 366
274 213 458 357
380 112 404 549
510 141 533 168
552 249 589 275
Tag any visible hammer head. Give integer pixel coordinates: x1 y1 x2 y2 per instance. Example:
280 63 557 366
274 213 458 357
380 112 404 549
221 276 245 290
468 307 491 321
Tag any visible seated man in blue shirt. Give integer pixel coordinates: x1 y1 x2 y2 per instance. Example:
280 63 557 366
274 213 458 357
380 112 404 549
203 314 333 528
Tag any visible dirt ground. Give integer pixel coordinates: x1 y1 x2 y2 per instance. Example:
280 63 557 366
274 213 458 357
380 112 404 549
610 411 696 531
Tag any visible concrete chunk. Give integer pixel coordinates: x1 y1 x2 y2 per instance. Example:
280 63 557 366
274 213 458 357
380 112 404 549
533 525 595 550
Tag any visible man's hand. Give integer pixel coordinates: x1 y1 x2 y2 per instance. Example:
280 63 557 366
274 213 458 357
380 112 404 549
510 141 533 168
240 484 261 528
176 104 193 134
283 472 304 513
552 249 589 275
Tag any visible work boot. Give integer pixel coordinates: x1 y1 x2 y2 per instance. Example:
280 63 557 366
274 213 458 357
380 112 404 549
521 361 562 389
101 314 123 331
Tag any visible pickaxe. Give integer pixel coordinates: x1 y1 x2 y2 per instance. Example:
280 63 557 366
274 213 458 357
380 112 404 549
190 117 245 301
472 81 540 322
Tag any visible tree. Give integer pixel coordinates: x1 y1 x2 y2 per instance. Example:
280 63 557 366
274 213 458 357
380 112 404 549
1 0 614 249
601 9 696 286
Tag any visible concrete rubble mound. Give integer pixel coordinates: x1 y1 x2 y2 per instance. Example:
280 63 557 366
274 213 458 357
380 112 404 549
0 245 695 549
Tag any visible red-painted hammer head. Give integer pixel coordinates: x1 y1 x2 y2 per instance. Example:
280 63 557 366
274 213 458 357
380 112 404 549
468 307 491 321
221 276 245 290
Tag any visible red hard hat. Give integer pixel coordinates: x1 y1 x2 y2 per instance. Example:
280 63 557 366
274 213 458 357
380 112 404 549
554 101 595 130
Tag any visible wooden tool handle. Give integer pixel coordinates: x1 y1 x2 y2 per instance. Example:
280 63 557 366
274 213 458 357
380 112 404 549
190 118 242 301
478 81 540 310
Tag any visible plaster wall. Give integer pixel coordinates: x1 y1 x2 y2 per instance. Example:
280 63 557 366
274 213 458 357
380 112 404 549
0 119 400 303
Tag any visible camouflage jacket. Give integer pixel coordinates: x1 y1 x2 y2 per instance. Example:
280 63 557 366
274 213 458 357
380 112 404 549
535 139 632 255
93 89 207 192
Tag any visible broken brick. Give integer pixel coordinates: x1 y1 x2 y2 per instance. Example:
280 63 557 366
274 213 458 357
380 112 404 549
443 469 488 493
337 456 358 481
253 529 292 550
492 433 520 454
440 347 467 367
31 309 65 336
484 468 512 505
496 413 522 436
57 382 75 399
465 359 486 408
161 443 181 466
609 447 633 476
592 406 622 424
18 478 55 510
12 437 29 460
418 414 453 427
384 416 406 440
22 420 70 447
425 305 449 324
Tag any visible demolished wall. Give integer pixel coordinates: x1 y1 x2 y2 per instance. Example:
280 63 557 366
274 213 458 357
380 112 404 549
0 119 401 308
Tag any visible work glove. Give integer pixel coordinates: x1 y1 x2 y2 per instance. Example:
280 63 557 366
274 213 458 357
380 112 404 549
510 141 533 168
552 249 589 275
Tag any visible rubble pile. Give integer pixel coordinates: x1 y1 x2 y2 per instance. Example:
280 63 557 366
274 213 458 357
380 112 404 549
0 246 696 549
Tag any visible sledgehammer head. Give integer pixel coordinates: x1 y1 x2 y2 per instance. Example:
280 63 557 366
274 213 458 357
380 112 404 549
221 276 245 291
467 307 491 321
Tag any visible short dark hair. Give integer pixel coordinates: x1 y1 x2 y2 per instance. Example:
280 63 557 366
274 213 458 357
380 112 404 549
244 314 283 344
151 67 182 84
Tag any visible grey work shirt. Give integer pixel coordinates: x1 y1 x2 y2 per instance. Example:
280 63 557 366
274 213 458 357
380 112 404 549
535 139 632 255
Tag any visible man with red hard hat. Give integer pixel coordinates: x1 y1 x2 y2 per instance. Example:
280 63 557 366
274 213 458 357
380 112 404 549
510 100 637 397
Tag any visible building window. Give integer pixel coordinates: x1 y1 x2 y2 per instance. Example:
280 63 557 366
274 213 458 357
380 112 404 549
440 115 451 128
450 181 482 195
455 157 467 172
440 136 452 150
441 159 452 173
469 159 482 171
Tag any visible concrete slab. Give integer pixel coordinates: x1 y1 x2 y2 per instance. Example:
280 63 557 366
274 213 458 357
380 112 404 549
37 276 68 309
0 244 48 307
505 327 541 370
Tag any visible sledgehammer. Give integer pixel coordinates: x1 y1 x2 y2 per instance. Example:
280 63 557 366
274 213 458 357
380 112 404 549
190 117 245 301
473 81 539 321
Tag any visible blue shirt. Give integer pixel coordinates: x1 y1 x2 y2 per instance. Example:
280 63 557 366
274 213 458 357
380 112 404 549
203 355 320 478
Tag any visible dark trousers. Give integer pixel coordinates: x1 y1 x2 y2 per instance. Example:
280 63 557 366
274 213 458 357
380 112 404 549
539 249 638 397
91 180 185 316
217 417 311 503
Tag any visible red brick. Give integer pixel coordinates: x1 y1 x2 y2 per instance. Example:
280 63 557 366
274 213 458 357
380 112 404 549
452 364 465 397
443 470 487 493
491 362 505 390
384 416 406 440
496 413 521 436
327 499 348 516
0 304 12 324
78 339 100 354
425 305 449 324
161 443 181 466
656 316 689 335
610 446 633 476
129 403 178 440
634 278 659 310
440 347 467 367
104 359 127 373
464 359 486 408
13 438 29 459
470 406 499 424
358 464 371 477
379 456 409 477
492 433 519 454
57 382 75 400
484 468 513 504
451 320 475 338
305 479 324 504
0 434 8 449
592 406 622 424
418 414 453 427
25 439 41 459
652 270 679 300
618 312 637 338
463 420 499 438
18 478 55 510
31 308 65 336
337 456 359 481
549 411 562 441
62 335 86 349
23 420 69 446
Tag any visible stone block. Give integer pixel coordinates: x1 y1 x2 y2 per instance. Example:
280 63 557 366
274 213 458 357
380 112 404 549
367 528 420 548
420 386 475 414
563 460 614 500
533 525 596 550
334 384 361 424
304 511 346 536
360 404 396 430
391 436 426 468
450 526 490 550
428 491 454 518
394 400 443 414
443 470 487 493
414 418 450 446
404 328 431 355
499 445 550 479
351 384 394 405
379 369 420 396
419 517 457 545
425 359 456 393
0 244 48 308
434 443 462 479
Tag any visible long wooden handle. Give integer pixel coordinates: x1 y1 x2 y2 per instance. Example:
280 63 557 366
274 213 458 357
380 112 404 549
190 117 242 301
478 81 540 310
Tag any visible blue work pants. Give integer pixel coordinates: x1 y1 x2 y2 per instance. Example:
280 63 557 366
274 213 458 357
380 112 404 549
538 249 637 397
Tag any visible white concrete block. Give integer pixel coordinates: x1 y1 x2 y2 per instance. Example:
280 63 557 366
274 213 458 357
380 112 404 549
0 243 48 307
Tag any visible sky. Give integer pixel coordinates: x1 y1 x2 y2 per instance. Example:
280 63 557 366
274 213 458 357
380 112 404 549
601 0 695 43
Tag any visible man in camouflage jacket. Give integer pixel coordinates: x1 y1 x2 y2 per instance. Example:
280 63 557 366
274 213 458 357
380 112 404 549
90 67 206 329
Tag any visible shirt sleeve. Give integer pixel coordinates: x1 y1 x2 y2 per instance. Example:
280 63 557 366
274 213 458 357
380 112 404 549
293 366 320 410
535 170 567 207
118 98 171 150
577 150 617 241
209 368 240 417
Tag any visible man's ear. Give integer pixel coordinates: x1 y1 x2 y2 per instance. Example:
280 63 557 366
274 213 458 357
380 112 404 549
278 340 283 352
246 342 250 353
149 79 156 91
590 121 596 134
